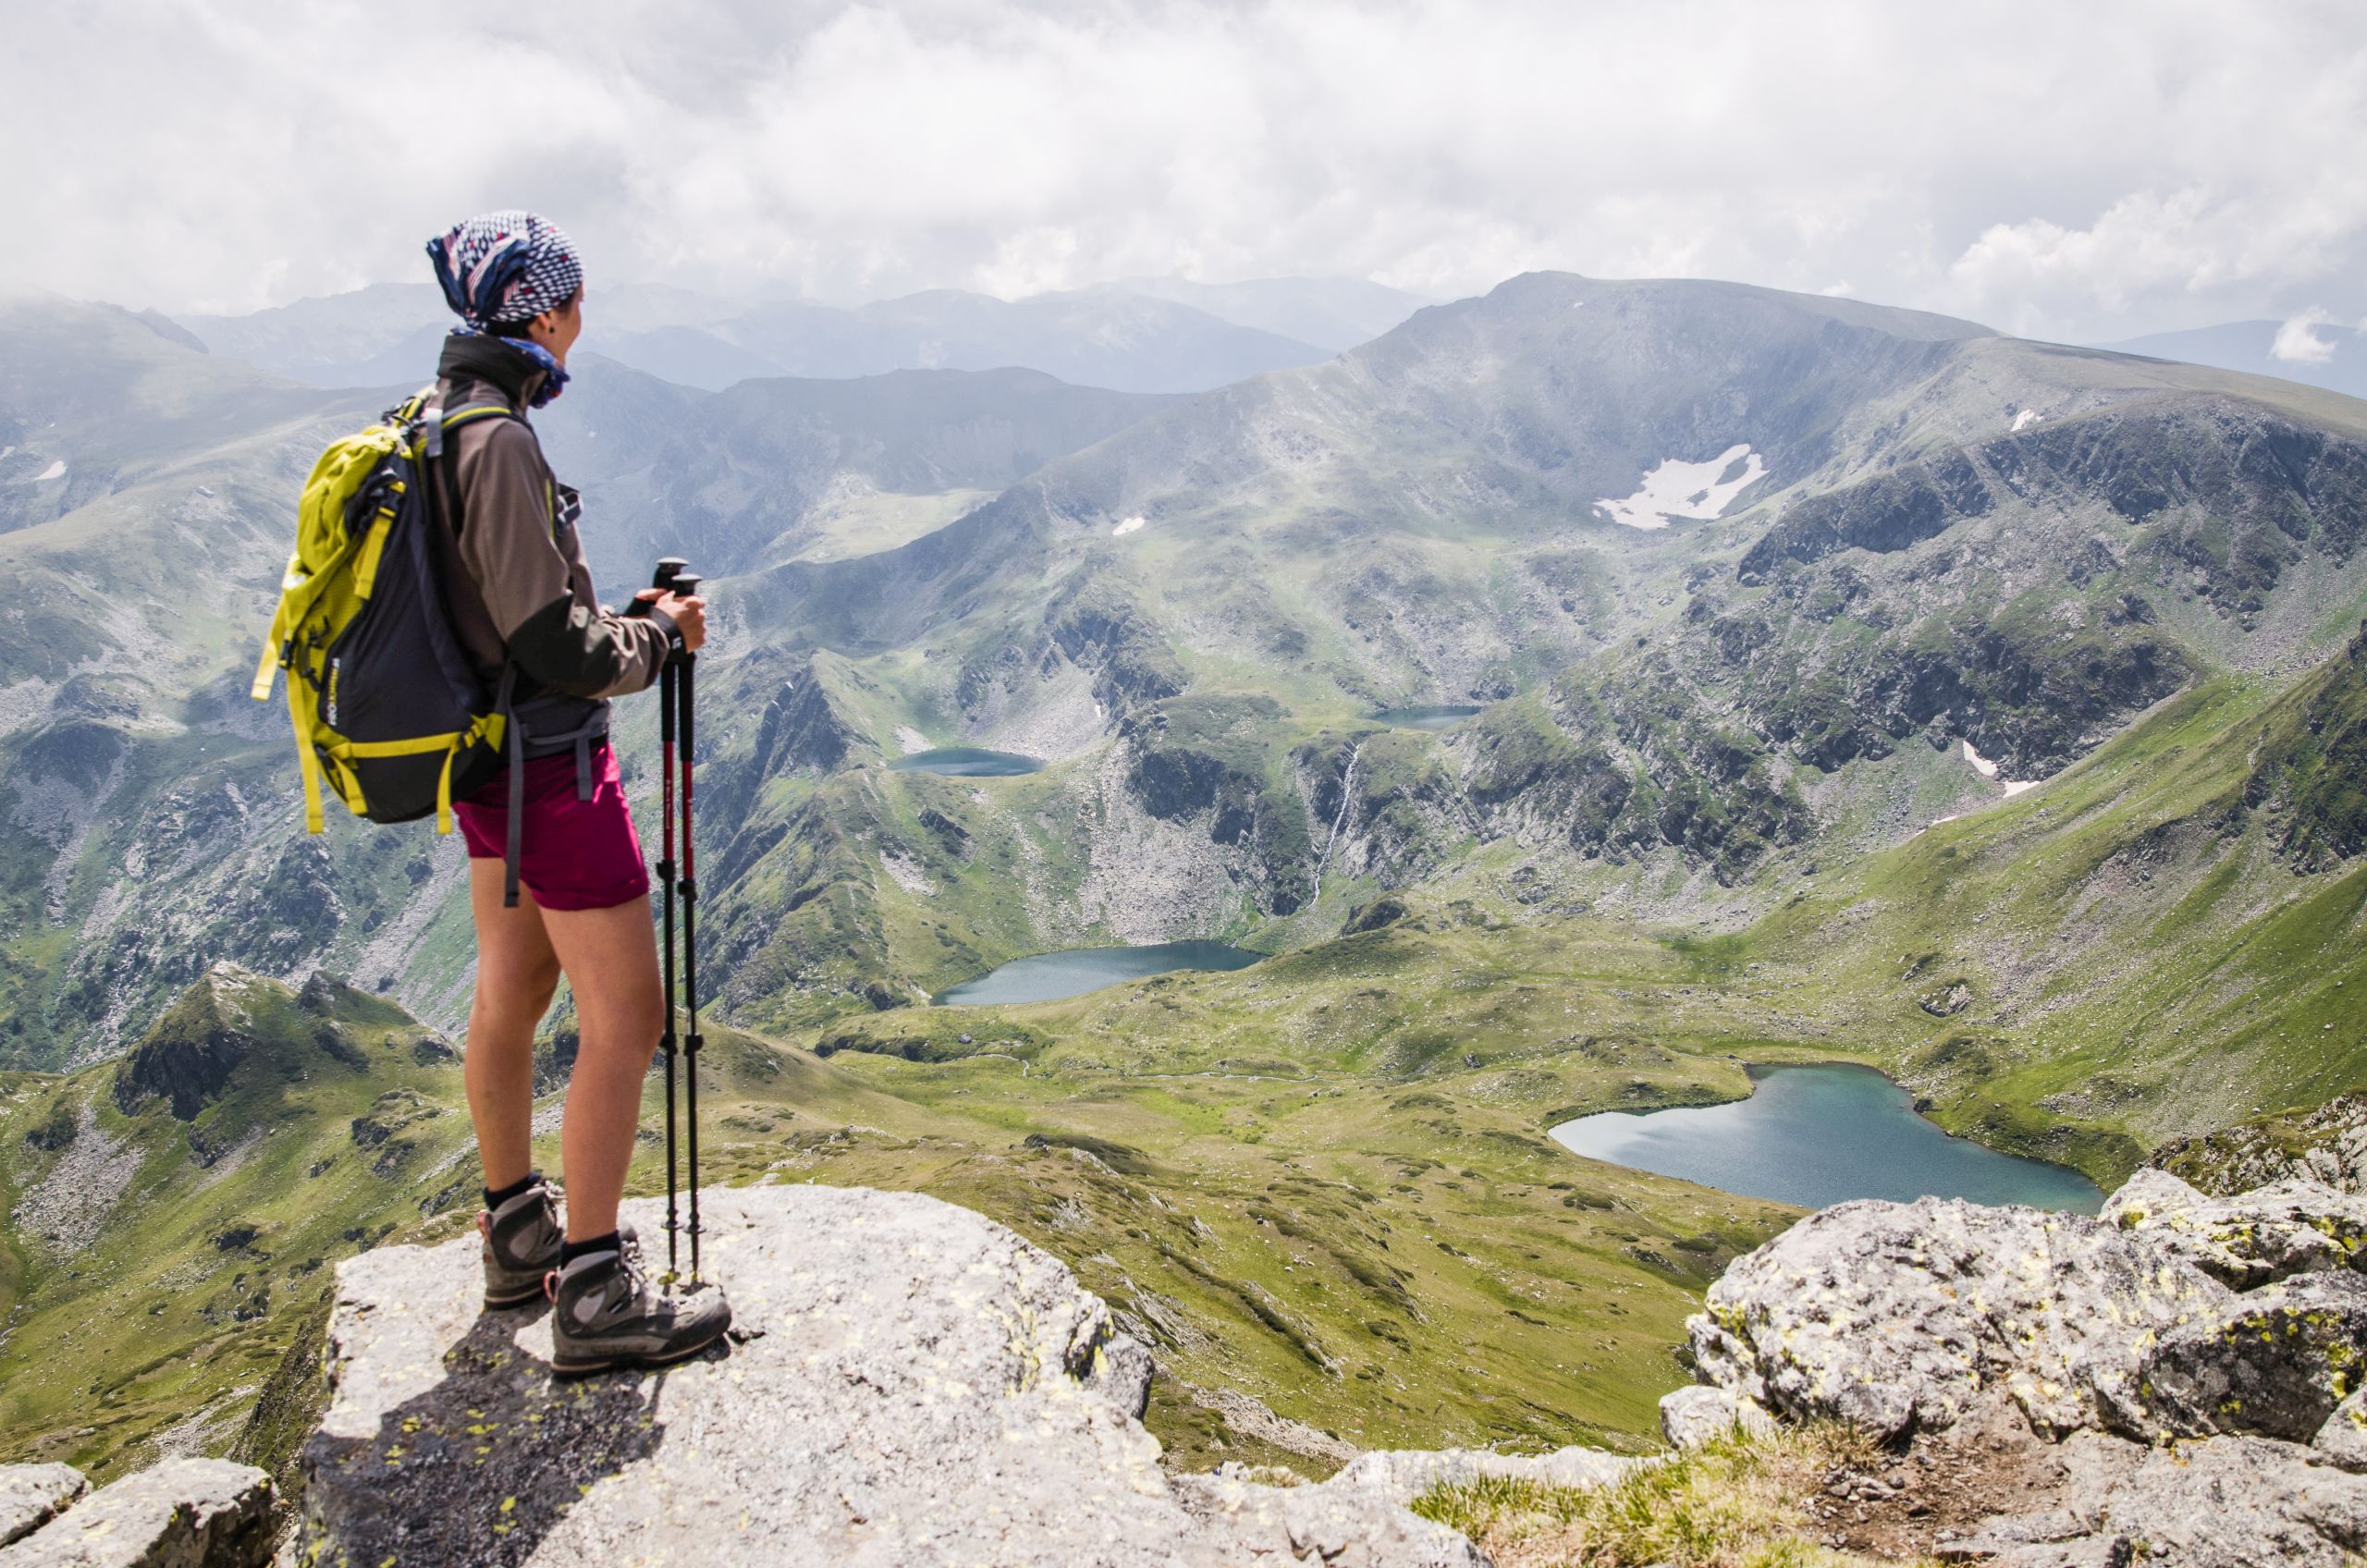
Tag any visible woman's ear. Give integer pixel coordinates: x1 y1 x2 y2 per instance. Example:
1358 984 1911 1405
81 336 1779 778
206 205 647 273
534 289 583 342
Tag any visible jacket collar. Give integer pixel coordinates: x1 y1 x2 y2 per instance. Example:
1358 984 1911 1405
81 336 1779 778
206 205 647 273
436 332 547 410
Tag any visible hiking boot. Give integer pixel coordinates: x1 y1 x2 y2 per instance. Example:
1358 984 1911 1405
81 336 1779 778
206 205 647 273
547 1227 732 1377
479 1176 562 1309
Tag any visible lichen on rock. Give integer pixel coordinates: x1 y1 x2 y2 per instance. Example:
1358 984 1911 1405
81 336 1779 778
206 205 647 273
2109 1171 2367 1288
1676 1169 2367 1565
1687 1194 2228 1439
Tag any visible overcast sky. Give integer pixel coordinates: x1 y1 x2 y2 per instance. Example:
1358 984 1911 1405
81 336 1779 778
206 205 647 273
6 0 2363 342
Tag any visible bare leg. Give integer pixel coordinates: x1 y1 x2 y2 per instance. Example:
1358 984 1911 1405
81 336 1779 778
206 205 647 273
539 893 665 1242
464 861 562 1192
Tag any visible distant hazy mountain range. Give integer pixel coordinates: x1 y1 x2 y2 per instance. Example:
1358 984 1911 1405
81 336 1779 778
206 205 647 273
9 265 2362 1084
174 276 1436 395
2101 318 2367 401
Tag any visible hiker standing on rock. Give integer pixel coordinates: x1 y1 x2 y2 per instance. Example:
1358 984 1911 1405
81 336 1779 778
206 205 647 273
426 211 731 1372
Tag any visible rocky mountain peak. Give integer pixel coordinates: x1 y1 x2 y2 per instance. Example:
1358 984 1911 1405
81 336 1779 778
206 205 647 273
110 963 265 1121
107 966 435 1124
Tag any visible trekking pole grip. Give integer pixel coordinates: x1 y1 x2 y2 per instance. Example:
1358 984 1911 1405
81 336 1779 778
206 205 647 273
621 557 690 619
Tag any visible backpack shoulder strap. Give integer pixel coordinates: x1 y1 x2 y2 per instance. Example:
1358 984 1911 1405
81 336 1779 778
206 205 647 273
421 401 525 532
441 401 521 433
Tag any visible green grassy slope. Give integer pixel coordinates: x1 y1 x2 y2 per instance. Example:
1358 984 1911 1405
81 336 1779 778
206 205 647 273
0 968 470 1475
1722 636 2367 1172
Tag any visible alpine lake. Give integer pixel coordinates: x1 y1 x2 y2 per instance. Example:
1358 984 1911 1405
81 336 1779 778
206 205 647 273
889 747 1045 777
1551 1061 2103 1213
1366 704 1483 730
932 941 1267 1007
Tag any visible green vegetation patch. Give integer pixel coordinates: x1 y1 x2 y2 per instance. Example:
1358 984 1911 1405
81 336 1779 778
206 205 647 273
1412 1424 1922 1568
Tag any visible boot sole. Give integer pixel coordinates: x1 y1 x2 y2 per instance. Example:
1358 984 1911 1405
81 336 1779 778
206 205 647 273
484 1281 550 1310
549 1325 730 1379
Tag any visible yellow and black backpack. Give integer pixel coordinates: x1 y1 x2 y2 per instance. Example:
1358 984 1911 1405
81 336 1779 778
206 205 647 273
251 394 518 839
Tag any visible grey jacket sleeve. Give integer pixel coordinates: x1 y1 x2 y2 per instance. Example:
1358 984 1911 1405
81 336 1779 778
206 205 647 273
454 419 670 699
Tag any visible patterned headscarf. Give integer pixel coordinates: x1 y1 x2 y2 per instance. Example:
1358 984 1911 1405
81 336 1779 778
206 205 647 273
427 211 583 326
425 211 583 405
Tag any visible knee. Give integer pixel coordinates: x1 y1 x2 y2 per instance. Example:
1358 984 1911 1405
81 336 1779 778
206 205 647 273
580 986 665 1065
476 955 562 1026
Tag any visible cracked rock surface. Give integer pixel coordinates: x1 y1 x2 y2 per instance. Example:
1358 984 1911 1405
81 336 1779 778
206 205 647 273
1686 1194 2230 1439
296 1183 1492 1567
0 1467 86 1550
0 1457 272 1567
1675 1171 2367 1566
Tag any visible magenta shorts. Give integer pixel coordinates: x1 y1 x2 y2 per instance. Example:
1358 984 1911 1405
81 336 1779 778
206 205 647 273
454 741 651 912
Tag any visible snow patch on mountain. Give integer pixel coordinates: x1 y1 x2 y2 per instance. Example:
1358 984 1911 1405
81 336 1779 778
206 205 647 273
1595 444 1764 530
1963 738 2040 795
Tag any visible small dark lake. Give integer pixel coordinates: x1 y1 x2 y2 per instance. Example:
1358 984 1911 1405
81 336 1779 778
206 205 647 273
932 941 1265 1007
1550 1062 2103 1213
889 747 1045 777
1367 705 1483 730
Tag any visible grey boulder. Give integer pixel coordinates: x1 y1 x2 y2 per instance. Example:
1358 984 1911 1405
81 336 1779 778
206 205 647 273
2107 1173 2367 1288
296 1182 1492 1567
2318 1390 2367 1470
0 1458 273 1567
1965 1432 2367 1568
1656 1384 1773 1451
1171 1472 1488 1568
2131 1270 2367 1441
0 1468 86 1550
2097 1165 2207 1228
1669 1172 2367 1564
1687 1195 2227 1439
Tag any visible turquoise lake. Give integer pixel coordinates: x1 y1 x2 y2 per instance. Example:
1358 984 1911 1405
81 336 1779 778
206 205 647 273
889 747 1045 777
932 941 1266 1007
1550 1062 2103 1213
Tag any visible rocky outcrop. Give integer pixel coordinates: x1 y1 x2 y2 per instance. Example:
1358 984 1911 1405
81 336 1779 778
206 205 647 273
2244 619 2367 871
1687 1194 2228 1440
1739 400 2367 588
1657 1384 1773 1450
1111 695 1317 915
0 1458 273 1566
111 971 255 1121
1670 1170 2367 1565
2104 1168 2367 1287
747 656 877 778
1737 446 1992 582
2151 1093 2367 1195
296 1184 1490 1567
1957 1432 2367 1568
0 1467 85 1550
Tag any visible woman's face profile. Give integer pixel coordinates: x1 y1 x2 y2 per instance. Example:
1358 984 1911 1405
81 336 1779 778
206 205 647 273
534 287 585 364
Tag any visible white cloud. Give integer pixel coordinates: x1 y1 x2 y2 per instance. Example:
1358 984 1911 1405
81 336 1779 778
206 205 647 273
3 0 2365 342
2272 306 2339 363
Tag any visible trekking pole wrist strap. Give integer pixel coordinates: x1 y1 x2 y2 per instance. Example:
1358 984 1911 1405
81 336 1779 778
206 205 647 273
646 606 687 664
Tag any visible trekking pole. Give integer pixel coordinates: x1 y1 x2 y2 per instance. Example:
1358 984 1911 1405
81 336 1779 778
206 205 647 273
626 558 688 1284
670 572 706 1284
